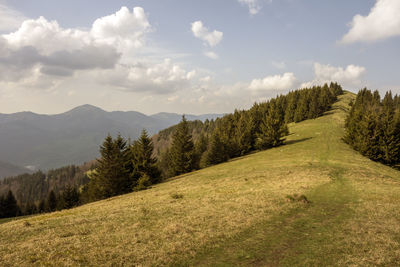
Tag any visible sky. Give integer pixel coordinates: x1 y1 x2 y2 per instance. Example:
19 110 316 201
0 0 399 115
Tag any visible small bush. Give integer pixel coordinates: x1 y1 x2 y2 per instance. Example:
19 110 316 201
133 174 152 192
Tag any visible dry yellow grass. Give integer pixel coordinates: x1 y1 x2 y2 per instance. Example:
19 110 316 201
0 92 399 266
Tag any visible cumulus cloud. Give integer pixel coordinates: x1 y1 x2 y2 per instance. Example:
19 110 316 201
249 72 297 91
340 0 400 44
191 21 223 47
3 6 150 54
301 63 366 88
0 4 28 32
91 7 151 50
0 6 199 95
99 59 196 93
238 0 262 15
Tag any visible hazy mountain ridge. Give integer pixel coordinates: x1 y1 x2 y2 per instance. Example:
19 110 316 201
0 161 32 179
0 105 222 177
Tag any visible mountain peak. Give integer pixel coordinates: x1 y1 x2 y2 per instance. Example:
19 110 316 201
64 104 106 115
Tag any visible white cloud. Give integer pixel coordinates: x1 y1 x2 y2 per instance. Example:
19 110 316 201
340 0 400 44
3 6 150 54
0 4 28 32
0 6 152 80
191 21 223 47
204 51 219 60
249 72 297 91
99 59 196 93
301 63 366 88
238 0 262 15
0 6 200 96
91 7 151 50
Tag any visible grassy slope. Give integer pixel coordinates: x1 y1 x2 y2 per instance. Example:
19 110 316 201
1 92 399 266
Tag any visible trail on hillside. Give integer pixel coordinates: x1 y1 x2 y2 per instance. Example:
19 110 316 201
176 93 400 266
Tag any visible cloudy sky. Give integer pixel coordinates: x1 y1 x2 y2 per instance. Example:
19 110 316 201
0 0 399 115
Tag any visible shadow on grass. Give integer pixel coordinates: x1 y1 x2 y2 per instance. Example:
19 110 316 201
285 137 313 146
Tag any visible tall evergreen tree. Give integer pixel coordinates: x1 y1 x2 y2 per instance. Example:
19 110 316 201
62 185 80 209
206 130 228 166
130 129 160 186
169 116 195 176
47 190 57 212
90 134 131 199
256 101 288 149
193 133 209 169
2 190 19 218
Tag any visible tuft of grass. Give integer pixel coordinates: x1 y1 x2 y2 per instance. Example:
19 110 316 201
170 193 184 199
286 194 310 203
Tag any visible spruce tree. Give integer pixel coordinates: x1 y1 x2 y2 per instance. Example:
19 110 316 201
62 185 80 209
3 190 19 218
47 190 57 212
0 195 4 218
130 129 160 187
193 133 209 169
169 116 195 176
256 101 288 149
91 134 131 199
206 130 228 166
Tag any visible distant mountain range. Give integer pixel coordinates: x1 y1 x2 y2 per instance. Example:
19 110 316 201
0 104 221 178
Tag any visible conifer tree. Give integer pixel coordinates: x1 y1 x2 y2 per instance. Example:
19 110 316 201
38 199 46 213
90 134 131 199
62 185 80 209
0 195 4 218
206 130 228 166
256 101 288 149
169 116 195 176
2 190 19 218
130 129 160 186
193 133 209 169
47 190 57 212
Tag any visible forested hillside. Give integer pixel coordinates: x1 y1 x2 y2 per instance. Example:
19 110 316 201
0 83 342 218
345 88 400 166
155 83 343 176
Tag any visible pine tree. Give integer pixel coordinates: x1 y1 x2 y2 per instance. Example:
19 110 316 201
62 185 80 209
294 93 309 122
38 199 46 213
130 129 160 187
235 112 254 155
47 190 57 212
2 190 19 218
90 134 131 199
256 101 288 149
193 133 209 169
381 92 400 164
206 130 228 166
169 116 195 176
0 195 5 218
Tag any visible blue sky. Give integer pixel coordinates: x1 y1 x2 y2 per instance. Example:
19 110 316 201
0 0 399 115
